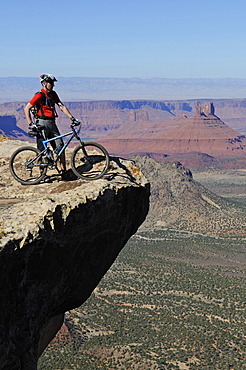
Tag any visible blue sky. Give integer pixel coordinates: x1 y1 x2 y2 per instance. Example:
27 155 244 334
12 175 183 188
1 0 246 78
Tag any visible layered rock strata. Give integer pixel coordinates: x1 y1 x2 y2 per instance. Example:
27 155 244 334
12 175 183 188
0 143 149 369
100 103 246 168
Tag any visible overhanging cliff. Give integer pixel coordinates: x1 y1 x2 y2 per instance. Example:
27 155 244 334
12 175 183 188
0 150 149 370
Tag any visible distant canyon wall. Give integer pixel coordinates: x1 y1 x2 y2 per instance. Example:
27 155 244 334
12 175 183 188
0 116 30 140
1 99 246 141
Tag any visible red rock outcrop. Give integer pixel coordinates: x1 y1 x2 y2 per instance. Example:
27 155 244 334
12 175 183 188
100 103 246 169
1 99 246 143
1 100 246 168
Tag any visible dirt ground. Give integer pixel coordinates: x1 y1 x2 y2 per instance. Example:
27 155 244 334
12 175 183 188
192 168 246 200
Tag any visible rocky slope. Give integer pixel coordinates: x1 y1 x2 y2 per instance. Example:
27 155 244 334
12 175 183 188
133 156 246 236
0 138 149 369
1 136 246 368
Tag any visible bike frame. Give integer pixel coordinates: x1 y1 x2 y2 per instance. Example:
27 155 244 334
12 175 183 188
39 125 83 165
10 121 109 184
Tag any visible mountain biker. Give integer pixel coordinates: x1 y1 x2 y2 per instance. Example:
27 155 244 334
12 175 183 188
24 73 79 177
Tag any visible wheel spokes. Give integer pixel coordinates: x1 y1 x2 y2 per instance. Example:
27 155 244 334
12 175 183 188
11 149 46 183
73 145 108 179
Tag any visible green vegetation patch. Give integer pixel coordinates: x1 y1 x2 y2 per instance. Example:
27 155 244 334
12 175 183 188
38 230 246 369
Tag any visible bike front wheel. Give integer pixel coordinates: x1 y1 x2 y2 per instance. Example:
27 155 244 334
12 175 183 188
71 142 110 180
9 146 48 185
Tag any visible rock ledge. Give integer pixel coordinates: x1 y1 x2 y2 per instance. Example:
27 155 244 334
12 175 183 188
0 142 149 369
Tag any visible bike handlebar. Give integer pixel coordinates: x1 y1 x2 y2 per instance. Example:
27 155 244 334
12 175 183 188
71 122 81 127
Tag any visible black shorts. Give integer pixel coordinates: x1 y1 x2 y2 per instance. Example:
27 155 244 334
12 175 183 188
36 119 64 152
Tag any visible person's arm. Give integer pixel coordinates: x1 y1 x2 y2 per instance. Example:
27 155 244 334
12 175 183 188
57 102 74 120
24 92 41 126
24 102 34 125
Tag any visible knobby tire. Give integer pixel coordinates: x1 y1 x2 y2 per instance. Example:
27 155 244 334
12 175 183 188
71 142 109 180
9 146 48 185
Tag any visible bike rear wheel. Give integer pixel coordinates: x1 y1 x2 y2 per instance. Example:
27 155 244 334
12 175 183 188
71 142 110 180
9 146 48 185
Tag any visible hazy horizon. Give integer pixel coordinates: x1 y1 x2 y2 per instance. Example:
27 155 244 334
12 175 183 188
1 77 246 102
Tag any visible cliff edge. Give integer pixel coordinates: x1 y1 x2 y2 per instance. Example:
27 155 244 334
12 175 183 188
0 139 150 369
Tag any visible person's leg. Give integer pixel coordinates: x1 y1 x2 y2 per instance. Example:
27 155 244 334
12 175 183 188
49 120 66 172
36 123 46 152
59 151 66 172
36 121 47 174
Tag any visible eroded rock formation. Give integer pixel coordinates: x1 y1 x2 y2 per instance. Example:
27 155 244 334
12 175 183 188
1 98 246 143
0 143 149 369
0 116 30 140
99 103 246 168
132 156 246 236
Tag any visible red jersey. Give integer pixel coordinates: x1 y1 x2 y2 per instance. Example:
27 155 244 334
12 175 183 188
29 88 60 118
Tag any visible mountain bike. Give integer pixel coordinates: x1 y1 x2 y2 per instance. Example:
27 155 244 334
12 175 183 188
9 122 110 185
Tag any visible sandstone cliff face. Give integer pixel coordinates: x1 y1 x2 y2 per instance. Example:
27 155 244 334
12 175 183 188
1 98 246 144
99 105 246 169
2 99 246 170
0 116 30 140
0 140 149 369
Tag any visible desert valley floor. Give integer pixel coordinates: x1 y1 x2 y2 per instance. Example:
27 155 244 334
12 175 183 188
0 98 246 368
37 167 246 370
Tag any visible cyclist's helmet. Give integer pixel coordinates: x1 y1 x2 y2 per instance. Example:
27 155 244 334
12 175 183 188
40 74 57 84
